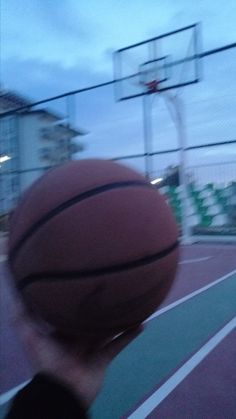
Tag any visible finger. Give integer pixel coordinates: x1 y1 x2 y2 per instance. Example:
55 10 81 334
14 301 55 338
10 298 27 327
17 318 63 368
102 324 144 363
11 303 38 344
13 308 54 359
18 314 46 350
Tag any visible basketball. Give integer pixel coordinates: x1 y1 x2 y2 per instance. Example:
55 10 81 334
8 159 179 340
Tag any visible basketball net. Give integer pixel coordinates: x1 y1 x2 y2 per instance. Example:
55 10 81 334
143 79 160 94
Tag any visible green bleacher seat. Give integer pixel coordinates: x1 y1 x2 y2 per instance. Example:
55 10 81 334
159 182 230 229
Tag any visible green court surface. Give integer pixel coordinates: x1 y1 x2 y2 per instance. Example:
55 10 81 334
91 272 236 418
0 406 8 419
1 272 236 419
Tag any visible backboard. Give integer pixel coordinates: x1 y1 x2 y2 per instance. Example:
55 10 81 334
139 56 170 87
113 23 201 101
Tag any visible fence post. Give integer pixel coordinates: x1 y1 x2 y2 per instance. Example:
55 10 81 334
143 94 153 179
176 96 193 244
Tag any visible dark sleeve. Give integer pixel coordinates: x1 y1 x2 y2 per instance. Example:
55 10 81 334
6 373 88 419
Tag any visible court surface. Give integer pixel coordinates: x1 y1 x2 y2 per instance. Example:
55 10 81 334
1 237 236 418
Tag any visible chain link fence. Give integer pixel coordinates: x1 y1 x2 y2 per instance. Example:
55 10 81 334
0 42 236 238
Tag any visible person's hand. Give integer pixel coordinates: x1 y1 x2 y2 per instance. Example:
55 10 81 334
15 308 143 408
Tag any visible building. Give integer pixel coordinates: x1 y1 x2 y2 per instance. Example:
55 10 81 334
0 91 85 215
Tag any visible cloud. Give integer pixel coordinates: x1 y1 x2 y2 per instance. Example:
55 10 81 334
37 0 96 41
2 0 236 177
2 0 101 68
2 56 110 99
3 0 236 72
3 48 236 164
2 55 145 157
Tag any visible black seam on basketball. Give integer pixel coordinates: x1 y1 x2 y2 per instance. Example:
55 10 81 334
18 240 179 290
10 180 152 263
63 282 171 333
54 280 167 333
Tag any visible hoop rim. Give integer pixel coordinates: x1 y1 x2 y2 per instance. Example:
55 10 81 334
144 79 160 93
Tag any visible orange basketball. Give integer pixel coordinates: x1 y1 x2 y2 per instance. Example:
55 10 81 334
8 159 179 340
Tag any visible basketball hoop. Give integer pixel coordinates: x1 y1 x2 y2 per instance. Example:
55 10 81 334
114 23 202 244
132 78 160 96
145 80 159 94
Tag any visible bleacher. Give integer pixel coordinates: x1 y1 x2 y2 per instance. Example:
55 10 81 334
159 183 236 229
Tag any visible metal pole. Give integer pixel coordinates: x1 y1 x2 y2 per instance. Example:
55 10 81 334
163 93 192 244
66 95 76 127
174 96 192 244
143 93 153 179
66 95 76 159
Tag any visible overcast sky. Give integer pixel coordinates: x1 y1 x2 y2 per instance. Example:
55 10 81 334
1 0 236 180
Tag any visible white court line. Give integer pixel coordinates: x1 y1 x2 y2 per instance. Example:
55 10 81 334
128 316 236 419
1 269 236 405
145 268 236 323
0 380 30 405
179 256 211 265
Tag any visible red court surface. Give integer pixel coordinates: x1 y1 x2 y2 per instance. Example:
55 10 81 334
163 243 236 306
147 329 236 419
1 237 236 418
